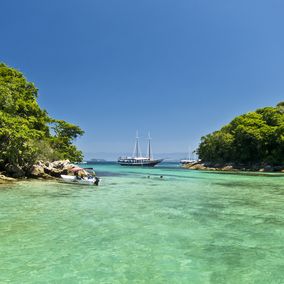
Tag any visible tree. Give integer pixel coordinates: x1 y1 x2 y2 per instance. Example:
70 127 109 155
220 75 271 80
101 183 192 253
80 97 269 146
197 103 284 166
0 63 85 176
50 120 84 162
277 102 284 113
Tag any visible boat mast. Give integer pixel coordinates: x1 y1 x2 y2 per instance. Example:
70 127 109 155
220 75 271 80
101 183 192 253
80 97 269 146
133 130 141 158
147 132 152 160
188 146 190 161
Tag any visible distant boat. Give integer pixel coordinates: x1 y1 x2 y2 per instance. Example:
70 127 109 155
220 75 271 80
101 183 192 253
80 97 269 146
180 146 198 165
86 159 106 164
118 132 163 167
180 159 197 165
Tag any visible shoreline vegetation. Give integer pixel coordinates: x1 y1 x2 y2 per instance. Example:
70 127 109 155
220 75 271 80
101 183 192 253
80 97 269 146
195 102 284 172
0 62 283 180
0 63 84 181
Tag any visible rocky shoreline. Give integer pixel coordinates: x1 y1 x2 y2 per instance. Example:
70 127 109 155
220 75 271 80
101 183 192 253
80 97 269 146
30 160 78 179
183 162 284 173
0 174 16 184
0 160 81 183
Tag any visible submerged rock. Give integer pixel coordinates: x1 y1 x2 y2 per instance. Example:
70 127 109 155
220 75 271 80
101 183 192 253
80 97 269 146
30 164 51 179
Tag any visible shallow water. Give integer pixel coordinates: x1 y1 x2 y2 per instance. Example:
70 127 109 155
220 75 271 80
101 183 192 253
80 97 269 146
0 163 284 283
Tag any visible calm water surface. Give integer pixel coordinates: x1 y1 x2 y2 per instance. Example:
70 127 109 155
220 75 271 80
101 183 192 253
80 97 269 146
0 163 284 283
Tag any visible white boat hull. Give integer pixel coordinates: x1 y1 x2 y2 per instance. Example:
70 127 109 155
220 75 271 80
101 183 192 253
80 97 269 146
118 132 163 167
118 158 163 167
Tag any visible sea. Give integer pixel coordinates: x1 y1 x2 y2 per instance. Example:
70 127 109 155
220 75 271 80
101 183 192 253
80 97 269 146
0 162 283 283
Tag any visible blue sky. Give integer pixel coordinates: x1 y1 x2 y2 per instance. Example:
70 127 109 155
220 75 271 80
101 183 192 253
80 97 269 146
0 0 283 159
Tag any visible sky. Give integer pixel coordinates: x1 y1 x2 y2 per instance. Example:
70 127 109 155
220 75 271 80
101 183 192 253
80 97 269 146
0 0 283 159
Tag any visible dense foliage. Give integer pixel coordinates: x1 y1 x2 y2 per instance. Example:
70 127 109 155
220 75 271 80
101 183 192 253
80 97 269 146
0 63 84 176
197 103 284 166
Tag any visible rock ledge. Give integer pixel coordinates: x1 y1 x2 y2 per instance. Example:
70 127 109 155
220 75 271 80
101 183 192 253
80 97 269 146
183 162 284 172
30 160 77 179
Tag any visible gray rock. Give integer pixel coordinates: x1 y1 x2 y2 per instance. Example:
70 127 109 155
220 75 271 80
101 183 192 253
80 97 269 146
222 165 234 171
48 168 68 177
30 164 45 178
188 163 207 170
28 160 76 179
52 160 70 169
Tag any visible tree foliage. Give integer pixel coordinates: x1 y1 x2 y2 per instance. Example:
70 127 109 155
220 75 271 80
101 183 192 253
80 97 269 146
0 63 84 176
50 120 85 162
197 105 284 165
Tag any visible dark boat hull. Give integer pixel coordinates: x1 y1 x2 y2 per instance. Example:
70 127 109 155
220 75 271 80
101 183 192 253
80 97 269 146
118 159 163 167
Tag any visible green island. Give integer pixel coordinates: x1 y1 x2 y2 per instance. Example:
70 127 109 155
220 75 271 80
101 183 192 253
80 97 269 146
185 102 284 172
0 63 84 180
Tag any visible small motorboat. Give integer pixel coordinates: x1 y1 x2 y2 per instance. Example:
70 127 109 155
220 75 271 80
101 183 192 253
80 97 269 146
60 175 100 186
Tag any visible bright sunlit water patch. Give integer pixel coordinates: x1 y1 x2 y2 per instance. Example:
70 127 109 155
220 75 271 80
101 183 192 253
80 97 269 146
0 163 284 283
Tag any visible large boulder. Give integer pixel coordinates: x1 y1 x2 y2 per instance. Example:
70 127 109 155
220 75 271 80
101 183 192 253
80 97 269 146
188 163 207 170
31 164 45 176
43 166 52 175
30 164 51 179
222 165 236 171
28 160 77 178
48 167 68 178
51 160 70 169
42 160 72 177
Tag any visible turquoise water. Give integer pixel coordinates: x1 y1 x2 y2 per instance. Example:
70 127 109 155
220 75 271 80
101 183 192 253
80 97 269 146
0 163 284 283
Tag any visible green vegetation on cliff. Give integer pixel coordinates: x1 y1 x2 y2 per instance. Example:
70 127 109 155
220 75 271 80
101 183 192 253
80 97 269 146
0 63 84 177
197 103 284 166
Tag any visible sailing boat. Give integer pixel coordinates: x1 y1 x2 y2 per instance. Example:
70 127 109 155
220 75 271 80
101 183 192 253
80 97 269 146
118 132 163 167
180 146 197 165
